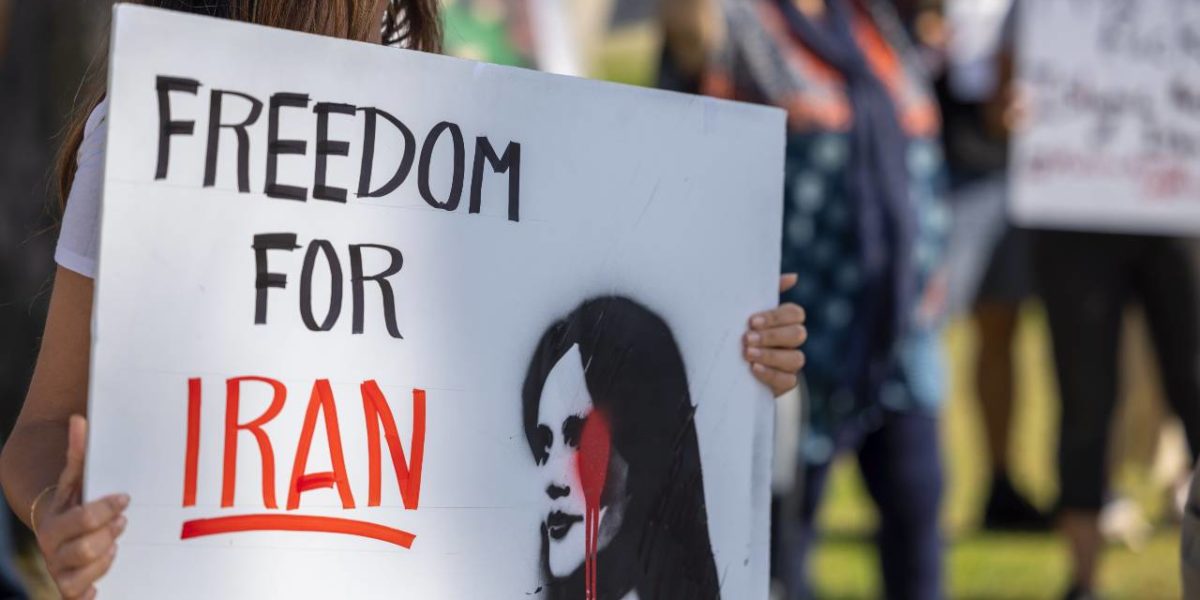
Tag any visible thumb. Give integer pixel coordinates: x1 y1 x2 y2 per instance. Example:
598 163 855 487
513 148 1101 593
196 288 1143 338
779 273 798 294
52 415 88 508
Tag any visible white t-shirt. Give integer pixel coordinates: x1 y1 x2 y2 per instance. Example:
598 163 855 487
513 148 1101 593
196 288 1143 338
55 99 108 279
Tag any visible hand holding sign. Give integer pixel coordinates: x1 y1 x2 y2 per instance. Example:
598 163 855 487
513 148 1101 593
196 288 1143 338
744 274 808 396
34 416 130 600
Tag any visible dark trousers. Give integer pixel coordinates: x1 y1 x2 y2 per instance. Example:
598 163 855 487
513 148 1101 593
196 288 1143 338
781 410 943 600
1035 230 1200 511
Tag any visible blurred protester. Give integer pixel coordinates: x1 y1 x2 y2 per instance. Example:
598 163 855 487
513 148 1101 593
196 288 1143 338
938 0 1048 530
1024 20 1200 593
1036 232 1200 600
660 0 950 597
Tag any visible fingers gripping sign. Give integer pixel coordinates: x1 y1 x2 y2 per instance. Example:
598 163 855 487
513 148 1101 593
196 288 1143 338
35 416 131 599
742 274 809 397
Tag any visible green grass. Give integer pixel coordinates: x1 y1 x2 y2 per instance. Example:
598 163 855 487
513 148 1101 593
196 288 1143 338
811 528 1180 600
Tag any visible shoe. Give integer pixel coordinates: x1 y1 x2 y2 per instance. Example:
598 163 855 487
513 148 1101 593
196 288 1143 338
1062 585 1101 600
1099 495 1151 550
982 472 1052 531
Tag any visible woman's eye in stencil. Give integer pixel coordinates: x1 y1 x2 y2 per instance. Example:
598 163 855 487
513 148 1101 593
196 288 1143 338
537 424 553 465
562 415 584 449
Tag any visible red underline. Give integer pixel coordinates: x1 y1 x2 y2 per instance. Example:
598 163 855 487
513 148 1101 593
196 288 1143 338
180 514 416 548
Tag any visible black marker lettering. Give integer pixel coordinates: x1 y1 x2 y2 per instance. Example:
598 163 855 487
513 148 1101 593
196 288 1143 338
313 102 356 202
155 76 201 180
418 121 465 212
265 92 310 201
350 244 404 339
299 240 344 331
252 233 300 325
204 90 263 192
357 107 417 198
470 138 521 222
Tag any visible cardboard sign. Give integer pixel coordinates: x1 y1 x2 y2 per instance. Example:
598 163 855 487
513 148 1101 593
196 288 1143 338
1011 0 1200 233
87 5 784 598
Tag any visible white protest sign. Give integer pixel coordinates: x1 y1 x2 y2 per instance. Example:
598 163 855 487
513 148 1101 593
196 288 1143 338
1011 0 1200 234
87 5 784 598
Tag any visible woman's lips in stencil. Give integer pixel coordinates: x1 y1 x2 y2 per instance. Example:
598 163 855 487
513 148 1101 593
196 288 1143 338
546 510 584 541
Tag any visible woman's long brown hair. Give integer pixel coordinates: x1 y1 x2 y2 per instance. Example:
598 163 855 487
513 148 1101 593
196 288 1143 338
55 0 442 209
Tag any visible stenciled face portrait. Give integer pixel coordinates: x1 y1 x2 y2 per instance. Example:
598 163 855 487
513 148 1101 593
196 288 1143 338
523 296 721 600
532 344 629 579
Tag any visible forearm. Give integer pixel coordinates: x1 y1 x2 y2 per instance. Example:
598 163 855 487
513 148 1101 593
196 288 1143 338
2 417 69 528
3 267 95 528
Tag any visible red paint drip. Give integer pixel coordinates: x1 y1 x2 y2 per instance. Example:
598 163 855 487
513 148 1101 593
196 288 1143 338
576 410 611 600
